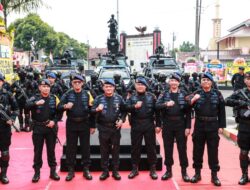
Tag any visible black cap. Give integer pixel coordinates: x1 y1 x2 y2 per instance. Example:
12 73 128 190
39 79 50 86
239 66 245 70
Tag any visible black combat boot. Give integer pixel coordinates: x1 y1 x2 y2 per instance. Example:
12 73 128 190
239 168 248 185
211 171 221 186
50 167 60 181
190 169 201 183
99 170 109 180
161 166 172 180
65 168 75 181
32 169 40 183
149 165 158 180
19 123 25 131
112 170 121 180
83 167 92 180
0 167 9 184
128 165 139 179
181 168 190 182
24 124 30 132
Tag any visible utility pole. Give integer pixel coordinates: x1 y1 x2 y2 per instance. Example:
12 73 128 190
172 32 176 57
172 32 176 50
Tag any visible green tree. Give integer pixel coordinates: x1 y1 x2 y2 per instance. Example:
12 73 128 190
1 0 46 28
179 41 195 52
11 13 53 58
10 13 88 59
52 32 87 59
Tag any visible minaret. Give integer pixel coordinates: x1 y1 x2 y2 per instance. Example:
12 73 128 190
208 0 222 50
212 0 222 39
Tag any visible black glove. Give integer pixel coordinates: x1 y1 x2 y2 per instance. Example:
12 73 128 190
238 100 248 107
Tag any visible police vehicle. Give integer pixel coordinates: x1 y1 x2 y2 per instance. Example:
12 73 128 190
92 53 133 74
98 65 131 87
45 50 84 74
143 54 182 79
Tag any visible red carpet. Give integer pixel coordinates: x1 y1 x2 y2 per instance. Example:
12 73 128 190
0 119 249 190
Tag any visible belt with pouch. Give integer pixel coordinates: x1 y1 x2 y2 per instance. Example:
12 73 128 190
98 121 116 127
32 120 49 126
239 118 250 124
166 116 184 121
68 117 88 122
196 116 218 122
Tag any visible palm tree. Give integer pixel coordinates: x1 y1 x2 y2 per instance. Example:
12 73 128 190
1 0 47 28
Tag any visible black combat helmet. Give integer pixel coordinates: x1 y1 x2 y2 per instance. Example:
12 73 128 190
113 73 121 82
182 73 190 81
33 70 40 80
27 72 34 80
153 73 160 80
18 68 26 80
90 72 98 82
192 72 198 79
159 73 167 82
57 71 62 79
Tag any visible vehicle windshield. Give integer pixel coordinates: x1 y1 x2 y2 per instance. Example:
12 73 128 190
99 59 127 66
150 59 177 68
99 69 130 79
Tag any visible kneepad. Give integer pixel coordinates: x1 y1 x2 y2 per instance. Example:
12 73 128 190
239 150 249 161
1 151 10 161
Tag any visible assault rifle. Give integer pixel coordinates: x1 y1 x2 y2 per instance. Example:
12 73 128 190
0 105 20 132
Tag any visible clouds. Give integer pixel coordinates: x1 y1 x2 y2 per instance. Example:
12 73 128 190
8 0 250 49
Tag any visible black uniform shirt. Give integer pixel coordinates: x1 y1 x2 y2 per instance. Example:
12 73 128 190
34 97 50 122
168 93 182 116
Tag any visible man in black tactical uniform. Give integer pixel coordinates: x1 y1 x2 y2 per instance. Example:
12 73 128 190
92 79 126 181
126 72 137 96
11 69 30 132
231 66 246 91
47 72 63 98
26 79 60 183
180 73 193 94
113 73 127 98
33 70 41 82
126 77 160 180
25 72 39 131
86 72 102 98
225 71 250 185
191 72 200 92
0 73 11 91
0 75 19 184
188 72 226 186
58 74 95 181
156 73 191 182
153 73 169 98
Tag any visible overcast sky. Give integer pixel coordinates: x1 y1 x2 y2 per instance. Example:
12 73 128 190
8 0 250 50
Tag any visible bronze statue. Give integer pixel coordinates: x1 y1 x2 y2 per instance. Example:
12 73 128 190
108 14 118 39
